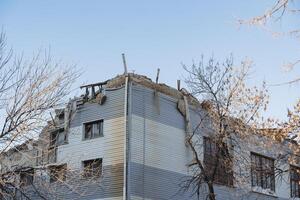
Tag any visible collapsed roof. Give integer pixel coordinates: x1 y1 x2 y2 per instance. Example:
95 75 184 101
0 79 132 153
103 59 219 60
80 73 200 106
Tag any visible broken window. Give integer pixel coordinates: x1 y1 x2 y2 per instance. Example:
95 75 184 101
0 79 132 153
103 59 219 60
20 169 34 187
251 152 275 191
0 172 16 196
49 164 67 183
47 148 57 164
203 137 233 186
36 149 45 166
82 158 102 178
290 165 300 197
58 112 64 122
50 128 67 147
84 120 103 140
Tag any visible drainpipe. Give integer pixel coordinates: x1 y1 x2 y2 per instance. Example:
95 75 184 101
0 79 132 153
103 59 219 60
123 75 129 200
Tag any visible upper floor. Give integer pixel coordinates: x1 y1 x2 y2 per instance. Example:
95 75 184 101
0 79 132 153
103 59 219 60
1 73 300 200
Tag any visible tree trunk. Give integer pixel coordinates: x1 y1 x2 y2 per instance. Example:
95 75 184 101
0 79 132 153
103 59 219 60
208 182 216 200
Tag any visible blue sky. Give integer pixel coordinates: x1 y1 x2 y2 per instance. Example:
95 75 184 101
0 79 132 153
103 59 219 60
0 0 299 120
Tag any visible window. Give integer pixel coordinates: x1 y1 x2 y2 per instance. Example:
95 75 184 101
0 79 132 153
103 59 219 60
84 120 103 140
36 150 45 166
82 158 102 177
20 169 34 187
203 137 233 186
50 128 67 147
47 148 57 163
58 112 64 121
251 153 275 191
290 165 300 198
49 164 67 183
0 173 15 196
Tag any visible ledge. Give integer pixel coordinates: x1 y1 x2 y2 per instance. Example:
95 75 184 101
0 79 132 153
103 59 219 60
251 186 278 198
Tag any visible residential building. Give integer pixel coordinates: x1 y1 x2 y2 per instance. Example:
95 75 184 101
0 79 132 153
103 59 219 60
0 73 299 200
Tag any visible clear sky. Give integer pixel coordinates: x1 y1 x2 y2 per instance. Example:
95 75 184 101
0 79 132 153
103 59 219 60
0 0 299 120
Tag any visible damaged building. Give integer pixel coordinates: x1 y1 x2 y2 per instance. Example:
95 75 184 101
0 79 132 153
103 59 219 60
0 73 300 200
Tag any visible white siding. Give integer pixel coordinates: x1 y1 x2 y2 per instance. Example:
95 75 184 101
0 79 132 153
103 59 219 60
232 136 291 199
57 116 125 169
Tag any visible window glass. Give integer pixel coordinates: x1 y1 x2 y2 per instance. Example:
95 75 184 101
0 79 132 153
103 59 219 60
251 153 275 191
291 166 300 197
203 137 233 186
84 120 103 139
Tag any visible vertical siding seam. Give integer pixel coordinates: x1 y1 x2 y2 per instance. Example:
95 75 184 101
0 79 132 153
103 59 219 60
123 76 129 200
142 89 146 200
127 80 133 200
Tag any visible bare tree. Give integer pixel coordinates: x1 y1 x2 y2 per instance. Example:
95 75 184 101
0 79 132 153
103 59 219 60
179 56 285 200
238 0 291 31
238 0 300 158
0 31 80 199
239 0 300 83
241 1 300 154
238 0 300 41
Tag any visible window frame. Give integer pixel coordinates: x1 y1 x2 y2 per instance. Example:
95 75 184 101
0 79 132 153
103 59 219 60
82 158 103 178
290 165 300 198
50 128 67 148
203 136 234 186
19 169 34 187
250 152 275 191
49 164 67 183
83 119 104 140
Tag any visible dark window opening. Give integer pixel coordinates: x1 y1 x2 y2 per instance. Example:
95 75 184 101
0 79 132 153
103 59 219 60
251 152 275 191
50 128 67 147
58 112 64 121
20 169 34 187
84 120 103 140
82 158 102 178
49 164 67 183
203 137 233 186
290 165 300 198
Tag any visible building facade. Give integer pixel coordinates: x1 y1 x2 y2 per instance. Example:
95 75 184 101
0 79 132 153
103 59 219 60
0 73 299 200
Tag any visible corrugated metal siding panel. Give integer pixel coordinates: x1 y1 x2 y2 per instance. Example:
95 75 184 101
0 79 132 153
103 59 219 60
129 162 285 200
128 84 191 199
131 84 206 131
23 164 123 200
71 88 125 128
129 162 194 200
130 115 190 174
128 84 287 200
57 117 125 168
23 87 126 200
131 84 185 130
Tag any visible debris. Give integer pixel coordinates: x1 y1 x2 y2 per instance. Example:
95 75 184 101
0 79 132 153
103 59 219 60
96 93 107 105
201 100 212 110
177 99 186 117
80 73 200 107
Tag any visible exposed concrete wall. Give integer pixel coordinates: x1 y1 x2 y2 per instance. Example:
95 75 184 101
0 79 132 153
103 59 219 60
0 146 36 173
